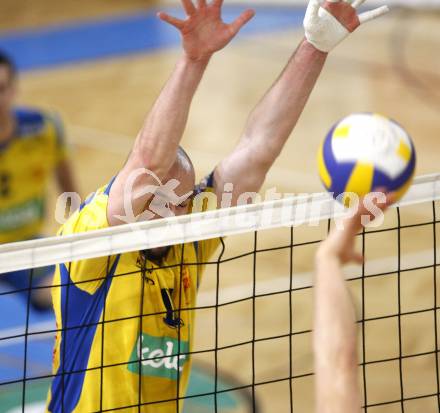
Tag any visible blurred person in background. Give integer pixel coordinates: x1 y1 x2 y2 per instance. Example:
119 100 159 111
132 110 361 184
0 51 77 311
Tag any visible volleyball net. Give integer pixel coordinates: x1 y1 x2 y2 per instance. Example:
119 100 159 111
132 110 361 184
0 173 439 412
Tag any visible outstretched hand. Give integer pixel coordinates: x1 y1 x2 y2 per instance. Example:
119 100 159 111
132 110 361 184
317 191 395 265
158 0 255 61
304 0 389 53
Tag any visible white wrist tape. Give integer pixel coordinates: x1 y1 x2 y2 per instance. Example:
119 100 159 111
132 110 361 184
304 6 349 53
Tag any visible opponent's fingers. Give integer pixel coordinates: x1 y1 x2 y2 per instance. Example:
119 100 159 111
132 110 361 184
181 0 197 16
359 5 390 24
197 0 206 9
352 252 364 264
342 190 389 235
343 250 364 265
229 9 255 35
157 12 185 29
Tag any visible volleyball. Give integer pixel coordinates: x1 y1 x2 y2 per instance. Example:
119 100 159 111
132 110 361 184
318 113 416 204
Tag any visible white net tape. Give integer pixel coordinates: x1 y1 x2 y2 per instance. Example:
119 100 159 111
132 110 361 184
0 173 439 274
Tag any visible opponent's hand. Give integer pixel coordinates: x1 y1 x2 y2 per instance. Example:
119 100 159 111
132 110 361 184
317 191 394 265
158 0 255 61
304 0 389 53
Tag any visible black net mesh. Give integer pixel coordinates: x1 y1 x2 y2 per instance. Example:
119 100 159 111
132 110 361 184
0 200 439 413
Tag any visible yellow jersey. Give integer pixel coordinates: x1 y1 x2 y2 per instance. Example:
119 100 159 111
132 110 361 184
0 107 67 243
47 177 220 413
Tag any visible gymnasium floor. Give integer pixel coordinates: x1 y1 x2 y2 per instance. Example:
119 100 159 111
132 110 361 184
0 1 440 412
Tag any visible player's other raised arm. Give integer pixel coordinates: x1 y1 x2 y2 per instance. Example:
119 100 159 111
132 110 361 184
213 0 389 202
107 0 254 226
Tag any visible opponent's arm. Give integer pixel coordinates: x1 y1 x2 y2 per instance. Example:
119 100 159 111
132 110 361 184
107 0 254 225
314 194 392 413
214 0 389 201
314 222 362 413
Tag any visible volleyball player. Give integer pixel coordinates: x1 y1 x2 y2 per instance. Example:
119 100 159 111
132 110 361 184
47 0 389 411
0 51 77 311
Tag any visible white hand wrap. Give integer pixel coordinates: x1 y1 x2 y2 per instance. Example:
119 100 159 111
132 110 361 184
303 0 390 53
304 5 349 53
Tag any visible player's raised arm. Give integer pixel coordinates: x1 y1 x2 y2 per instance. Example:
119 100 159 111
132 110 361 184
107 0 254 226
313 194 392 413
213 0 389 202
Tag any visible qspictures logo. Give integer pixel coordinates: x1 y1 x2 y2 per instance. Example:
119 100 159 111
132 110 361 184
128 333 189 380
55 167 391 231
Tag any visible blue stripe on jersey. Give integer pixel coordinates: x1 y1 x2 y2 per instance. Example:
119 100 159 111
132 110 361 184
104 176 116 195
78 192 96 212
48 256 121 413
14 107 46 137
79 177 115 212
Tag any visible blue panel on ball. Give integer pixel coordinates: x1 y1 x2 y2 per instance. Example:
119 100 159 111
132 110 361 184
371 168 393 190
323 124 356 198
